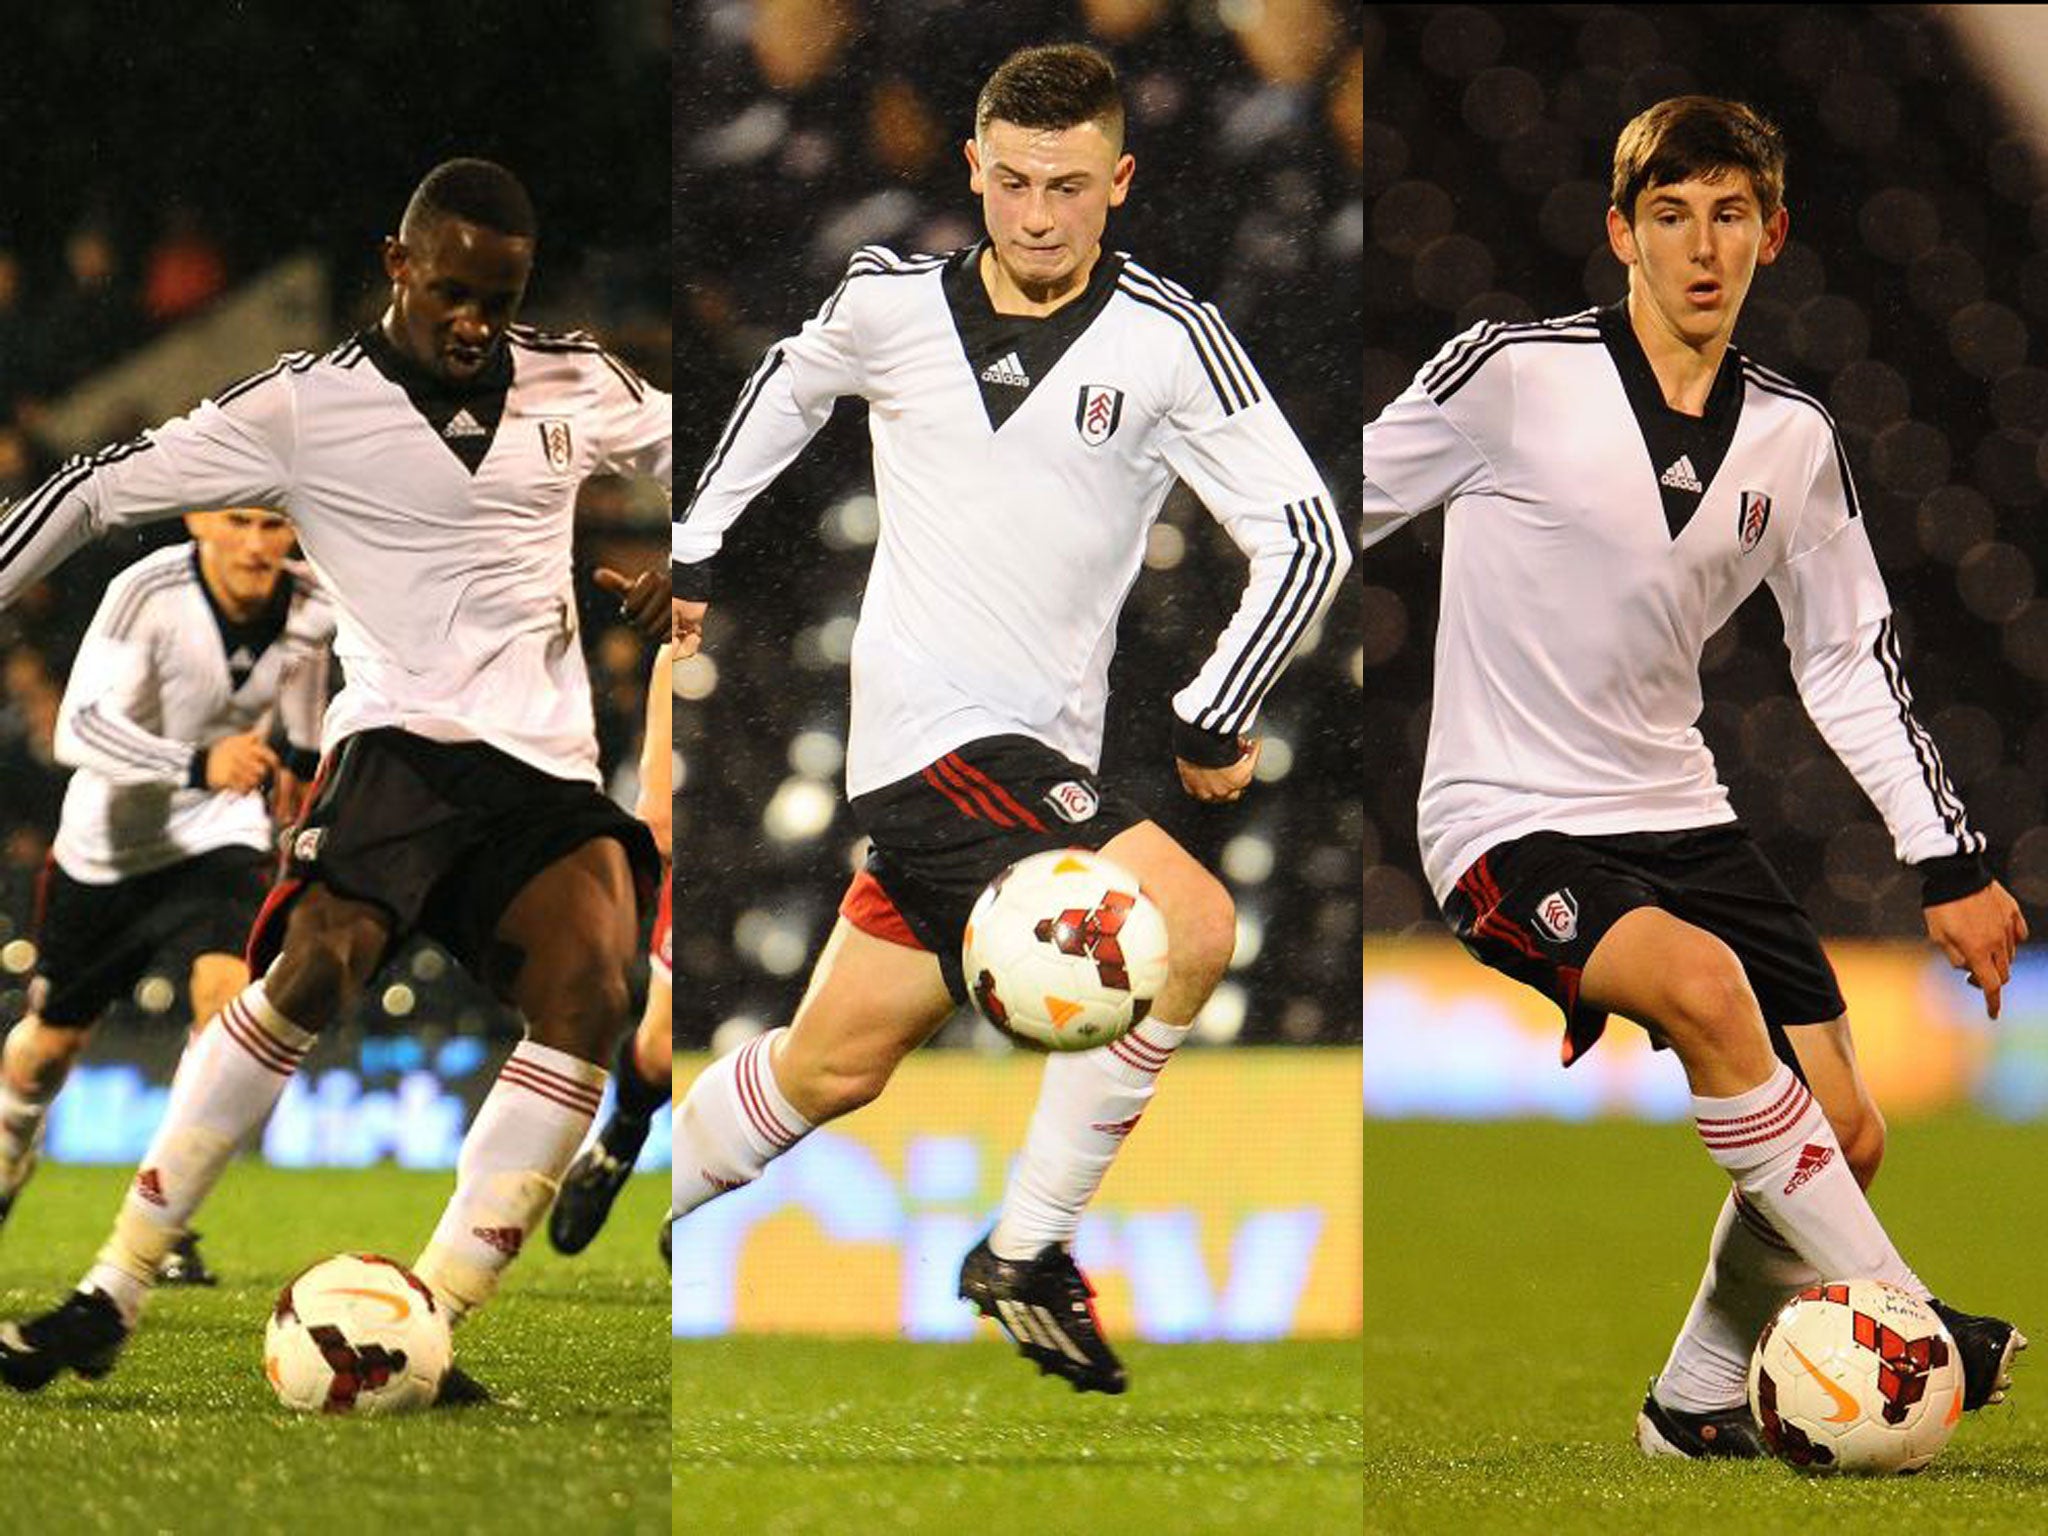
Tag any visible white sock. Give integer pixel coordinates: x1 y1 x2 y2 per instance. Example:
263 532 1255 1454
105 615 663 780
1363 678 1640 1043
1655 1190 1816 1412
83 982 314 1322
415 1040 606 1320
1691 1063 1923 1298
991 1016 1191 1260
672 1029 810 1216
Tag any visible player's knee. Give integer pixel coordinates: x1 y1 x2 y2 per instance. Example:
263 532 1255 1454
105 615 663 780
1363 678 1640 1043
1653 942 1759 1056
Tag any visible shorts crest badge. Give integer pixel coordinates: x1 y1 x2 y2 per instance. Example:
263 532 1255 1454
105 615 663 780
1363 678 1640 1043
1739 490 1771 553
538 419 574 473
292 827 326 864
1534 888 1578 943
1044 780 1101 823
1075 386 1125 448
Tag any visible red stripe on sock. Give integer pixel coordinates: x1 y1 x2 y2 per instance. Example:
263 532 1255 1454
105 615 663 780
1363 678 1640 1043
501 1056 602 1105
734 1039 797 1149
1109 1033 1172 1072
500 1061 602 1113
1697 1086 1814 1151
219 999 302 1077
1696 1074 1805 1129
932 757 1014 828
500 1069 602 1118
945 754 1048 833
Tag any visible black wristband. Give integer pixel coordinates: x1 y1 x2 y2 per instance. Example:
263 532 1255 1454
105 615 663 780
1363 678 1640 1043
1172 716 1244 770
283 746 322 779
187 748 210 790
676 557 715 603
1917 850 1994 907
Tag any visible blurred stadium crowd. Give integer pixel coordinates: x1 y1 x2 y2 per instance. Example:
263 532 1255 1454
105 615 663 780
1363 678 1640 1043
1361 4 2048 940
0 3 671 1043
675 0 1366 1046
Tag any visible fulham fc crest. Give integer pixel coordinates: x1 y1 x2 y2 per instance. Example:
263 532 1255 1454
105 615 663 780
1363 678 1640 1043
1076 385 1125 447
1534 888 1579 943
1044 779 1101 823
1738 490 1771 553
538 419 574 473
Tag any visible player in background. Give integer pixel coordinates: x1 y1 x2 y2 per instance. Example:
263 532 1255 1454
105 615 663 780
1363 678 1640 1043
1359 97 2027 1457
0 158 672 1401
673 44 1347 1393
548 640 673 1262
0 508 333 1285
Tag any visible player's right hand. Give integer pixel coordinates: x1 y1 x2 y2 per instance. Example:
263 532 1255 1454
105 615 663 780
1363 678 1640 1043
1176 738 1260 804
205 730 281 794
1924 879 2029 1019
676 598 707 658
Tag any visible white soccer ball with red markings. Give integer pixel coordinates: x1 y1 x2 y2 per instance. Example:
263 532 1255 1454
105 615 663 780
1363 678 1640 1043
264 1252 451 1415
1747 1278 1964 1475
963 848 1170 1051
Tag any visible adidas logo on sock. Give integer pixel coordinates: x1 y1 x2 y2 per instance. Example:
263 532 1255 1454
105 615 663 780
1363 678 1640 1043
471 1225 525 1256
1782 1141 1835 1195
443 409 487 439
134 1168 167 1207
980 351 1031 387
1091 1112 1144 1139
1659 454 1703 492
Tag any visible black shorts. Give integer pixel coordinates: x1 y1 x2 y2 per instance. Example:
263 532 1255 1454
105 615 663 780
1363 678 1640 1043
249 728 661 986
1439 824 1845 1069
32 846 271 1025
848 735 1146 1002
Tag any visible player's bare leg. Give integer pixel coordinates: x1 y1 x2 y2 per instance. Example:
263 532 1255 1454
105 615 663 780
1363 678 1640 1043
0 1013 92 1228
413 837 639 1323
1589 910 2022 1446
673 919 952 1216
966 820 1234 1395
0 889 384 1390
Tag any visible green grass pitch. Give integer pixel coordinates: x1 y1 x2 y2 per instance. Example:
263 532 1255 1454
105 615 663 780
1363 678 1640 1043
0 1162 670 1534
1366 1113 2048 1535
673 1337 1363 1534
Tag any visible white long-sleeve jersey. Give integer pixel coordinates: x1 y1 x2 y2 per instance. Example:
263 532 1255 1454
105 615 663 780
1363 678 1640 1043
52 543 335 882
1361 304 1982 904
0 324 671 786
678 244 1348 795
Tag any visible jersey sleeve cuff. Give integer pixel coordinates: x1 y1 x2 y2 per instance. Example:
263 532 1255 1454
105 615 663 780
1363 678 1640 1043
1172 716 1244 770
1916 850 1993 907
676 558 715 603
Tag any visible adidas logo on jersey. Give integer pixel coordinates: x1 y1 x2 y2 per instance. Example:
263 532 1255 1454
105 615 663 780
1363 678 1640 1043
1659 454 1703 492
443 409 488 439
1783 1141 1836 1195
980 352 1031 388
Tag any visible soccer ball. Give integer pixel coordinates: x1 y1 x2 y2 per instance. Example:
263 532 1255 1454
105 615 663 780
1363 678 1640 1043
264 1252 452 1415
1748 1278 1964 1474
963 848 1170 1051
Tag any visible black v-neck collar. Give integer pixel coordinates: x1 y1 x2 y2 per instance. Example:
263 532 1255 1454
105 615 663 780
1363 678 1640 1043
360 324 513 475
1597 301 1746 540
941 243 1125 431
192 545 293 690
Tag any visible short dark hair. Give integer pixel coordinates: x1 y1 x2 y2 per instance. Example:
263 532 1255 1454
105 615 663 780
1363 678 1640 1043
1611 97 1785 222
401 158 536 241
975 43 1124 148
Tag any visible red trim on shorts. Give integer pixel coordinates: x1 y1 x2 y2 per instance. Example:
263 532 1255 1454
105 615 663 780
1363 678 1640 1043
932 756 1014 826
921 765 985 822
944 753 1047 833
839 869 927 952
245 876 306 974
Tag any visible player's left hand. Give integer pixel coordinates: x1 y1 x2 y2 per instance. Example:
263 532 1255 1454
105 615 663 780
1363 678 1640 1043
595 565 671 642
1924 879 2029 1020
1176 739 1260 804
